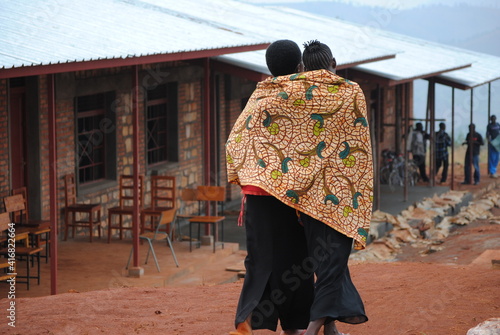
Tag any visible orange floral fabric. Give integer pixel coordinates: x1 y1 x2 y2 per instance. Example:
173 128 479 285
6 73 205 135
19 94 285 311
226 69 374 249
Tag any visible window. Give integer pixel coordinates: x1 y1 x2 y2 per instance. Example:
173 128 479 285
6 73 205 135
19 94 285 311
146 83 178 166
75 92 115 185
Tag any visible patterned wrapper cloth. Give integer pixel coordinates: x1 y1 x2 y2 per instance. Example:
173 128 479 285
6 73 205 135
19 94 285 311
226 69 374 250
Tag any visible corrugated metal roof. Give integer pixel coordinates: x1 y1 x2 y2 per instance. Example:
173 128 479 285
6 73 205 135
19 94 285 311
2 0 498 89
435 50 500 89
0 0 269 71
276 8 477 84
153 0 400 72
275 8 500 88
214 3 500 88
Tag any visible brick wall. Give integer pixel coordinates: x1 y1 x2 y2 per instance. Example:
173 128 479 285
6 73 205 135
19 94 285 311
26 63 206 238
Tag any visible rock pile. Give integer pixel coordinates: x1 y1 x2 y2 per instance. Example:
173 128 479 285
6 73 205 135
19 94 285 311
351 186 500 262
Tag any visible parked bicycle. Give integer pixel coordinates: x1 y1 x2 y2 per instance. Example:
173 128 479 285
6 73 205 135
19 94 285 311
380 150 420 191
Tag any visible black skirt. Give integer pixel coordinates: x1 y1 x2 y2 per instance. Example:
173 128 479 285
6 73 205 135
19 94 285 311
234 195 314 331
300 212 368 325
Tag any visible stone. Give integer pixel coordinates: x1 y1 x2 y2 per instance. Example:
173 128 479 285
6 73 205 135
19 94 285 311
127 267 144 278
467 318 500 335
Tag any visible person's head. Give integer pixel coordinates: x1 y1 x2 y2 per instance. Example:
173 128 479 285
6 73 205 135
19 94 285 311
439 122 446 131
265 40 302 77
491 115 496 123
469 123 476 131
302 40 336 72
415 122 423 131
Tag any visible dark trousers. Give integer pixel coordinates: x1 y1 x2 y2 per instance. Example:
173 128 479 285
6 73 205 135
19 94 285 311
235 195 314 331
464 154 480 184
300 213 368 325
413 154 429 182
435 157 449 182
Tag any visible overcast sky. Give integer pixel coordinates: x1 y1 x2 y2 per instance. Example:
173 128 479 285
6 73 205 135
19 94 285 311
242 0 500 140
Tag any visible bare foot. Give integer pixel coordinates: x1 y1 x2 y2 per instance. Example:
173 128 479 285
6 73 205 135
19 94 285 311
304 318 325 335
324 321 349 335
280 330 306 335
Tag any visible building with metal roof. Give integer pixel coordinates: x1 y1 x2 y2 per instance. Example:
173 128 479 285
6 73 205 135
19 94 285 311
1 0 499 295
0 0 269 77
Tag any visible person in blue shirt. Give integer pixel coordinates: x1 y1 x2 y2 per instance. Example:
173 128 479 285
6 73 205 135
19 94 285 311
486 115 500 178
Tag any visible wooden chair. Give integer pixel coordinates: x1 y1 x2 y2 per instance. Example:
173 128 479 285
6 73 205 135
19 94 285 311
2 195 31 247
64 174 102 242
0 212 42 290
141 175 175 234
107 175 144 243
126 208 179 272
10 187 51 262
175 188 198 241
0 259 15 283
0 213 16 284
189 186 226 253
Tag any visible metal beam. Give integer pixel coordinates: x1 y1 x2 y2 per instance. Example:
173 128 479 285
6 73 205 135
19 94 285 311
47 73 58 295
211 60 268 82
132 65 140 268
451 88 455 190
0 44 271 79
428 79 436 187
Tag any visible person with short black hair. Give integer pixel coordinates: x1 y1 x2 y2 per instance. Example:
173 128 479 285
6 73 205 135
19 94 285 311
462 123 484 185
228 39 313 335
409 122 430 182
435 122 451 183
266 39 303 76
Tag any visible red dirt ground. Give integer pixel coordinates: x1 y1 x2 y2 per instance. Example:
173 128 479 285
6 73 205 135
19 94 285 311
1 192 499 334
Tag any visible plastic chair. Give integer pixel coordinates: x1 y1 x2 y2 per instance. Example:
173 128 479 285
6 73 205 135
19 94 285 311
64 174 102 242
126 208 179 272
189 186 226 253
107 175 144 243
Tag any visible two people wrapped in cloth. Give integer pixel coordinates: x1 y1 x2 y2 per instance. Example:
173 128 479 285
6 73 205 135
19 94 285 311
227 40 374 335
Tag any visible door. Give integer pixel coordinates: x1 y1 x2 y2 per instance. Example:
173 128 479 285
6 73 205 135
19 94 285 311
9 85 28 190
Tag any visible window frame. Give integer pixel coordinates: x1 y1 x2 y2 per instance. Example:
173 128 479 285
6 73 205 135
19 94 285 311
145 82 179 169
75 91 116 187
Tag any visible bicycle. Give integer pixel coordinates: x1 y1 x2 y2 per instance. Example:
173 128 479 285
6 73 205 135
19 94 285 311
379 149 396 184
387 153 420 191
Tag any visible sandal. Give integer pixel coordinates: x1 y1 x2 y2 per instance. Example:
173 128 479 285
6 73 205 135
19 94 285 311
229 319 253 335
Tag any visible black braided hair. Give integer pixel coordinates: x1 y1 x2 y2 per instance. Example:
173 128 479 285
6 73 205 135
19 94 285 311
265 40 301 76
302 40 336 71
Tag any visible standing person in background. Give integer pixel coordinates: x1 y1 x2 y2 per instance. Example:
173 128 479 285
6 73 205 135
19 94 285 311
462 123 484 185
409 122 430 182
435 122 451 184
486 114 500 178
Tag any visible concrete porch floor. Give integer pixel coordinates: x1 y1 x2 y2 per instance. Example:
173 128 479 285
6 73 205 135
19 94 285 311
3 169 494 299
5 234 247 299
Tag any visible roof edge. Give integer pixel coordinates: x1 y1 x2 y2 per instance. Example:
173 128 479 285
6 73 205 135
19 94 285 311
0 43 270 79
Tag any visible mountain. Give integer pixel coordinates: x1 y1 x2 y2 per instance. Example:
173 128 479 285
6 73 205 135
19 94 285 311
243 1 500 139
271 1 500 57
